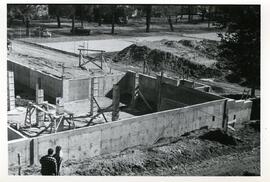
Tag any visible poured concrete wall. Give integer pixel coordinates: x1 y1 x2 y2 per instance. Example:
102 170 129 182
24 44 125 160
8 60 126 103
63 73 126 102
94 73 126 97
8 60 63 100
67 78 90 101
139 74 157 105
138 73 222 110
8 138 31 167
8 99 226 167
227 99 253 126
162 83 221 106
179 79 201 87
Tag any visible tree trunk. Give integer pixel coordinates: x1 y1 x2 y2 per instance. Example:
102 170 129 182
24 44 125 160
208 6 212 28
97 7 102 26
167 15 174 32
111 6 116 34
201 13 205 21
188 6 192 22
71 15 75 34
98 18 102 26
25 17 30 37
81 19 84 27
57 15 61 28
146 5 152 33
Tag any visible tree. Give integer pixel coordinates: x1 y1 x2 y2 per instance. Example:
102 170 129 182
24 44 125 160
216 5 260 97
187 5 193 22
48 5 69 28
155 5 182 32
198 5 208 21
75 5 93 27
93 5 102 26
145 5 152 32
111 5 116 34
7 5 41 36
60 5 76 34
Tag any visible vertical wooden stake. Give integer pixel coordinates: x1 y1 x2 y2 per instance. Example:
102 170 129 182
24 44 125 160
112 84 120 121
90 77 94 116
17 153 21 175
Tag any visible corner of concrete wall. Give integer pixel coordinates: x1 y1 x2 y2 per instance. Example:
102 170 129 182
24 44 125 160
227 99 253 125
62 79 69 103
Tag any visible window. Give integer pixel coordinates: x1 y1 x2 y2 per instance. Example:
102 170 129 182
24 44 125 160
212 116 215 122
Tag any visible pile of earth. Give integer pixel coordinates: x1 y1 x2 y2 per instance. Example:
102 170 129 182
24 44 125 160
113 39 223 78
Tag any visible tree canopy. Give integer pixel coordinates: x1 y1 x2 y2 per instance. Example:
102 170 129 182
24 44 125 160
216 5 260 96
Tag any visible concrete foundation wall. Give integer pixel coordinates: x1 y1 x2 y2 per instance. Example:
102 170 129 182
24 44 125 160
8 60 126 103
63 73 126 102
8 60 63 100
179 80 211 92
94 73 126 97
227 99 253 126
67 78 90 101
8 138 31 167
162 83 221 106
8 99 226 167
118 71 136 95
139 73 222 109
139 74 158 104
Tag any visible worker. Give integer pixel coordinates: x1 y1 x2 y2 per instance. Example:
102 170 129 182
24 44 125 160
40 148 57 175
53 146 63 175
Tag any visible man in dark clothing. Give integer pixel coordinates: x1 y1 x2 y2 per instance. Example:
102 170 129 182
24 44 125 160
40 148 57 175
53 146 63 175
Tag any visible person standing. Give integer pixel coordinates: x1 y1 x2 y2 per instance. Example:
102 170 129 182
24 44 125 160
53 146 63 175
40 148 58 175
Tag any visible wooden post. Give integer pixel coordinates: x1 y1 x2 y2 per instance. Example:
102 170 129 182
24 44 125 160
156 72 163 111
17 153 21 175
90 77 94 116
79 50 82 67
222 99 229 132
36 78 44 127
129 71 136 107
100 52 103 70
61 63 65 79
143 60 146 74
56 97 64 132
112 84 120 121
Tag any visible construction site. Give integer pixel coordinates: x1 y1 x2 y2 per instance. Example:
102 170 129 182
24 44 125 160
6 4 260 175
7 37 257 175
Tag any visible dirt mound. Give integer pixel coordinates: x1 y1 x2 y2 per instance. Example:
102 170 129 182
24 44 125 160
113 39 222 78
199 129 238 145
178 39 220 59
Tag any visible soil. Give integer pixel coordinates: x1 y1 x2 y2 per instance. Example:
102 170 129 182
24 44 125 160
10 120 260 176
113 39 223 78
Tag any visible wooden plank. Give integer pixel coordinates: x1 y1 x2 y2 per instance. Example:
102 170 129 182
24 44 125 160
138 90 153 111
93 97 108 122
78 48 105 52
31 103 53 115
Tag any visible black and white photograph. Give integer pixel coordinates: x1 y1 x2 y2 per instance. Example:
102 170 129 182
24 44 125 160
4 1 265 179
